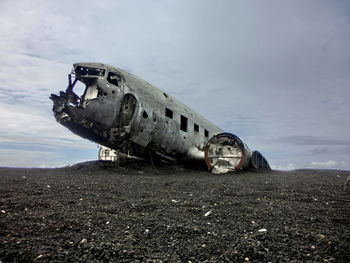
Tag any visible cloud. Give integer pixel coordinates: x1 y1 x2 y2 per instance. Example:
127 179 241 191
0 149 62 168
308 160 349 170
0 0 350 169
274 136 350 146
340 147 350 154
310 147 329 155
270 163 296 171
0 147 98 168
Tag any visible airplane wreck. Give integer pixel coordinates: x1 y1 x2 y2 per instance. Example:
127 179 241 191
50 63 269 173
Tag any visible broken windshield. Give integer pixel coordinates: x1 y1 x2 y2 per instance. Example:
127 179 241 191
73 66 106 78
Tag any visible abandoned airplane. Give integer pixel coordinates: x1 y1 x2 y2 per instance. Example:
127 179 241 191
50 63 269 173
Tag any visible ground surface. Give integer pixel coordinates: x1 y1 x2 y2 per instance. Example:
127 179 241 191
0 161 349 262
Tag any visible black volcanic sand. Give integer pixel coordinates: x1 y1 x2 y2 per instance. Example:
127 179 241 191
0 161 349 262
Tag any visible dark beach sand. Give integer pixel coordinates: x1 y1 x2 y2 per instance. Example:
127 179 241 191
1 161 349 262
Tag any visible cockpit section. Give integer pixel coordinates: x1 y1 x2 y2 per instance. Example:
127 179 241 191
50 63 134 154
65 64 123 107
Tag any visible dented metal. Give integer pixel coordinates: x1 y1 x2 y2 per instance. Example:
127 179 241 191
50 62 269 173
204 133 269 173
205 133 252 174
98 145 118 162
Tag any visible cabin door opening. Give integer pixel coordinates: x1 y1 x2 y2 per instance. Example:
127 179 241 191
120 94 138 127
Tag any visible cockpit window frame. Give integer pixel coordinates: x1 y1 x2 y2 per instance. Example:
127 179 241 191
72 66 106 78
107 71 122 87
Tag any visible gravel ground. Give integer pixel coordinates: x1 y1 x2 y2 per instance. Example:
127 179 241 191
0 161 349 262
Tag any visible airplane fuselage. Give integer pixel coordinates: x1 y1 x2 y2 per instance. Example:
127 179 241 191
50 62 269 172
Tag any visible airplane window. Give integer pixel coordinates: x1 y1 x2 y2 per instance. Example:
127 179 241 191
194 123 199 132
107 72 121 86
181 115 188 132
165 108 173 119
143 110 148 118
205 129 209 137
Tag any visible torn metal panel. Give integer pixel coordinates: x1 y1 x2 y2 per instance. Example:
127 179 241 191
251 151 270 169
50 62 270 173
205 133 252 173
204 133 270 173
98 146 118 162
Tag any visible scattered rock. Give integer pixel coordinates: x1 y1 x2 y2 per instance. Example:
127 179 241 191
344 176 350 191
34 255 43 260
0 164 349 262
204 210 212 217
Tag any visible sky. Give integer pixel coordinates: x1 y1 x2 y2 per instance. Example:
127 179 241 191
0 0 349 170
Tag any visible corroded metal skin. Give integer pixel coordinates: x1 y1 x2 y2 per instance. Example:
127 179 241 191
204 133 270 173
204 133 252 173
50 62 269 173
50 63 222 163
98 146 118 162
205 133 270 173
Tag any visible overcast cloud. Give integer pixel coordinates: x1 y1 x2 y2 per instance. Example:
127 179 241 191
0 0 349 170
